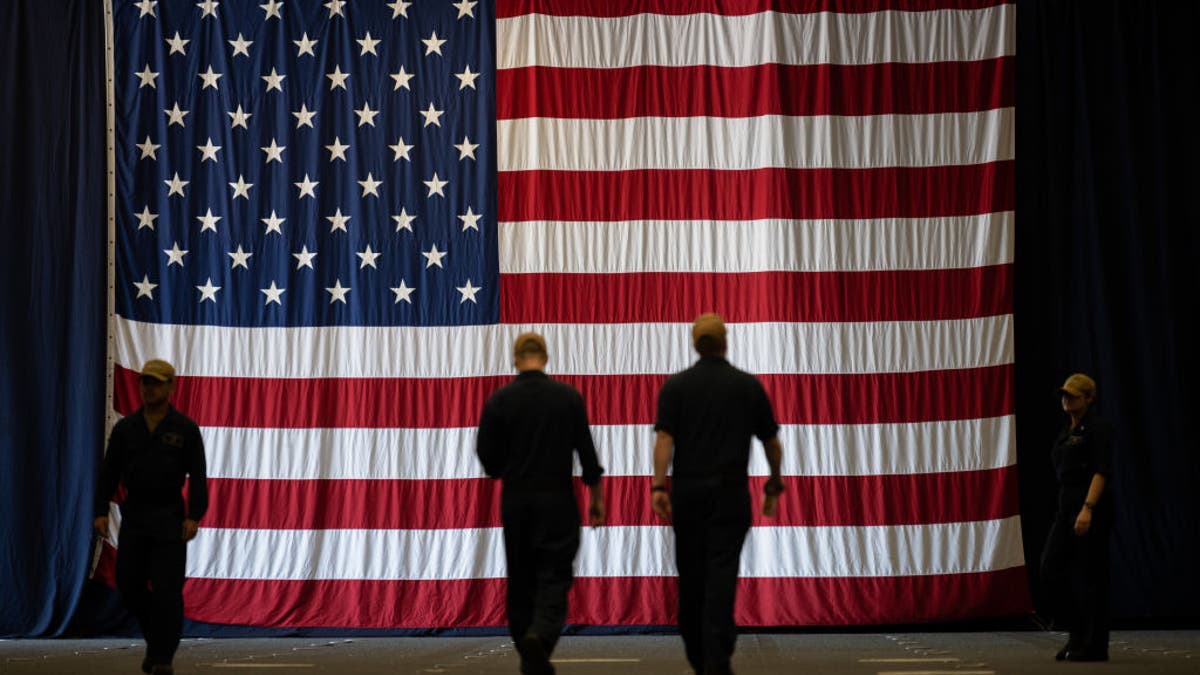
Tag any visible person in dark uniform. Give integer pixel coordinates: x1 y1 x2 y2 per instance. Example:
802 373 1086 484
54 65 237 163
476 333 606 675
1040 372 1113 662
651 313 785 675
93 359 207 675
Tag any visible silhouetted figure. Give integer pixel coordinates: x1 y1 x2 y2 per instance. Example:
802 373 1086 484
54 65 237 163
94 359 207 675
477 333 605 675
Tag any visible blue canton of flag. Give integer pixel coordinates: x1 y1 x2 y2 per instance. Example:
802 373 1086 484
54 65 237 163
114 0 497 327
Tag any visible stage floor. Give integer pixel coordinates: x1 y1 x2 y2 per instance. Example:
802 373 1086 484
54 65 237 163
2 631 1196 674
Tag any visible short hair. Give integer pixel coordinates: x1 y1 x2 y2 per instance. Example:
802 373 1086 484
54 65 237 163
513 333 548 360
695 334 727 357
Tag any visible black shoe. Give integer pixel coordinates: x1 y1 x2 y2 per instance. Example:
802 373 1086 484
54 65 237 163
150 665 175 675
518 631 553 675
1065 649 1108 662
141 657 153 674
1055 642 1075 661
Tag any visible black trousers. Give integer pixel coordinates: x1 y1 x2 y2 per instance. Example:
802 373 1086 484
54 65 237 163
1039 512 1111 653
115 527 186 666
501 490 581 672
672 482 752 675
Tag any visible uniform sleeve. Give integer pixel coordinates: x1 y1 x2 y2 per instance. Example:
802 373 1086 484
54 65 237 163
475 395 506 479
186 422 209 521
94 423 125 518
752 379 781 443
1088 418 1114 476
653 378 680 436
573 391 604 486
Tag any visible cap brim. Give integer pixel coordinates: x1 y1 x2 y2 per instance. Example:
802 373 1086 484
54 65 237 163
139 372 172 382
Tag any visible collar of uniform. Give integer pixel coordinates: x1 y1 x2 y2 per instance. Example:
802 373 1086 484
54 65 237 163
516 370 548 380
697 356 729 365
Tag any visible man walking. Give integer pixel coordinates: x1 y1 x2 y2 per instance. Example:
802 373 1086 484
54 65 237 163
477 333 606 675
651 314 785 675
93 359 208 675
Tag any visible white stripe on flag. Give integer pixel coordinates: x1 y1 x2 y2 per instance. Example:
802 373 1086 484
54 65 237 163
498 214 1015 274
497 6 1016 69
498 110 1014 172
114 315 1014 379
187 517 1025 581
202 416 1017 480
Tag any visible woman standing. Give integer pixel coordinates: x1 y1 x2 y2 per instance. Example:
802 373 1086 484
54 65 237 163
1040 373 1114 662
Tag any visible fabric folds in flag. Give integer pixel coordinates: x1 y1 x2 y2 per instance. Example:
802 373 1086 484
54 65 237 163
104 0 1024 628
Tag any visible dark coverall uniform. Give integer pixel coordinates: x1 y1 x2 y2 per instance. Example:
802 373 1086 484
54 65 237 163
476 370 604 673
1040 410 1114 657
654 356 780 675
95 406 208 668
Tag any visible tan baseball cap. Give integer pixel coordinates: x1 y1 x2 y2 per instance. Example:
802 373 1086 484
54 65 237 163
139 359 176 382
1059 373 1097 399
692 313 727 347
513 332 547 357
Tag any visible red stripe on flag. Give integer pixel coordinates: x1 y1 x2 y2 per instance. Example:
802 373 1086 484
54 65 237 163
496 0 1014 19
201 467 1019 530
498 163 1015 221
498 59 1014 119
114 364 1014 428
183 567 1030 628
501 266 1013 324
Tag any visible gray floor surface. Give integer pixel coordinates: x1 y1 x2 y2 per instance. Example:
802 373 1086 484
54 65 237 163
2 631 1196 674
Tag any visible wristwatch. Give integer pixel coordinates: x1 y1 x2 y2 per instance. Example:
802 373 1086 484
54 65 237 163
1083 501 1096 510
763 476 785 497
650 484 668 493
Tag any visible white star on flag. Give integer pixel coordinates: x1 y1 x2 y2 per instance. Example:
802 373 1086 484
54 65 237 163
164 173 188 197
228 245 253 270
229 104 252 129
420 102 444 127
326 208 351 233
324 0 346 18
261 139 285 163
455 65 480 90
163 241 188 267
325 279 351 304
136 136 160 160
454 136 478 160
358 32 380 56
198 66 222 89
388 1 411 18
164 103 188 127
423 173 448 197
197 1 219 19
292 245 317 269
260 281 285 306
327 66 350 90
165 32 188 55
355 102 379 127
197 137 221 162
133 274 157 299
422 244 447 269
197 207 221 233
357 245 382 269
458 206 482 231
229 33 253 57
391 66 414 90
229 175 254 199
295 174 318 199
423 31 446 56
359 173 382 197
134 206 157 230
292 104 316 128
390 136 413 161
391 280 415 303
262 210 285 235
453 0 477 19
196 277 221 303
456 279 481 304
393 208 416 232
135 64 158 88
262 67 286 92
294 33 317 57
326 137 350 162
136 0 156 18
260 0 282 20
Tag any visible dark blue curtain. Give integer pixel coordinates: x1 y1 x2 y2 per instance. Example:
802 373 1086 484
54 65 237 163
0 0 108 636
1016 0 1200 621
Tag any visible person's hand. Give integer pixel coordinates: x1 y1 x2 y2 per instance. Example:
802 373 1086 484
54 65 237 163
651 490 672 522
182 518 200 542
93 516 109 538
762 494 779 518
588 496 606 528
1073 508 1092 536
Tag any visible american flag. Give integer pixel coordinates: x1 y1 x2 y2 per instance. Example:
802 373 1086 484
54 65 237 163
102 0 1024 628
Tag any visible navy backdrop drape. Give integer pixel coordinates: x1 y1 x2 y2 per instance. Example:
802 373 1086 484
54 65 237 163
2 0 1200 636
1016 0 1200 621
0 0 107 636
